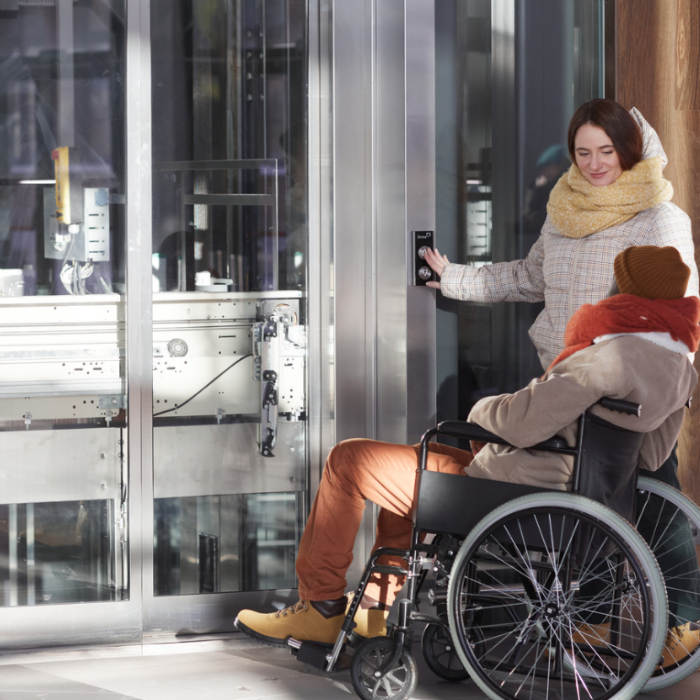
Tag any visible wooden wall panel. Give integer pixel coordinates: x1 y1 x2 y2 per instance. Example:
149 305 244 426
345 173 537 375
616 1 676 180
676 109 700 502
616 0 700 503
617 1 674 105
673 110 700 238
676 0 700 110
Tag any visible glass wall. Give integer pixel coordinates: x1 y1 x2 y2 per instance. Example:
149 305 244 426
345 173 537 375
150 0 308 597
0 1 127 605
435 0 604 422
0 0 608 639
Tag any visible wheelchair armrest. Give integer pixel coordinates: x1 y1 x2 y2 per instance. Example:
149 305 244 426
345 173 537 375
433 421 569 450
597 397 641 417
434 421 507 445
417 398 639 473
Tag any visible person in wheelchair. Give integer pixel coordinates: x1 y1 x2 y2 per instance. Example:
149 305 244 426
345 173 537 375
235 245 700 665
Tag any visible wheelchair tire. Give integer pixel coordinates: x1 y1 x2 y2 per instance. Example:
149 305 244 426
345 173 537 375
636 476 700 691
447 493 667 700
350 636 417 700
421 618 472 681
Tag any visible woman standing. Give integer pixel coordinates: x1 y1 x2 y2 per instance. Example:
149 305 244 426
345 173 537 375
426 99 697 367
425 98 700 668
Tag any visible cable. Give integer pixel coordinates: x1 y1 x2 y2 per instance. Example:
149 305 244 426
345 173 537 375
53 233 75 295
153 353 253 417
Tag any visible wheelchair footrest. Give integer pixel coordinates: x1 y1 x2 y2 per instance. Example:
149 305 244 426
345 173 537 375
294 640 332 669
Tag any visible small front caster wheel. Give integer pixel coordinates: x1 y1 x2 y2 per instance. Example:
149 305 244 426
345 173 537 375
350 636 418 700
421 621 475 681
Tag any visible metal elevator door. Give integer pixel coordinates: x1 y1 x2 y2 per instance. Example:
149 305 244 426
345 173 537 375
144 0 311 633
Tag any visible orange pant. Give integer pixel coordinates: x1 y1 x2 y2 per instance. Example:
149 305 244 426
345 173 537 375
296 438 473 603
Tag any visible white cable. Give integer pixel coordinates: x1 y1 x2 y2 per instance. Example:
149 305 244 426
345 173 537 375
59 263 75 294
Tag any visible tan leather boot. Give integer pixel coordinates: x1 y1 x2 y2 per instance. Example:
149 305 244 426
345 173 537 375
571 621 611 647
346 592 389 638
657 621 700 670
235 597 346 647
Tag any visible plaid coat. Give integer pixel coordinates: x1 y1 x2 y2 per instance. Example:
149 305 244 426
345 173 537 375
440 110 699 370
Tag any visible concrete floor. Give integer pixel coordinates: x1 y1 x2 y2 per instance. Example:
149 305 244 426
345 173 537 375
0 633 698 700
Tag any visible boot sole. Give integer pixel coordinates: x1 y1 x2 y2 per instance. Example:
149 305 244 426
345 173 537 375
233 616 290 648
655 649 698 673
349 629 388 644
234 616 339 650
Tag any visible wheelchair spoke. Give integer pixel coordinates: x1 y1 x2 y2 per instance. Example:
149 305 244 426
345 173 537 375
634 477 700 691
447 494 666 700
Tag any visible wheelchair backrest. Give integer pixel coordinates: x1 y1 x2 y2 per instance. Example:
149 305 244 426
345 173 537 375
575 410 644 524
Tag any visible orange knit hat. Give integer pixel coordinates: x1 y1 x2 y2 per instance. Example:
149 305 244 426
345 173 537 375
613 245 690 300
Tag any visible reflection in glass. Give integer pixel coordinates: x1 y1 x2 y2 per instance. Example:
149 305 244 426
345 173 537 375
151 0 308 293
154 493 303 596
435 0 604 423
0 3 126 294
0 500 123 606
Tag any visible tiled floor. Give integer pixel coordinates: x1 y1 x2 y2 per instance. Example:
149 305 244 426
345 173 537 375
0 633 698 699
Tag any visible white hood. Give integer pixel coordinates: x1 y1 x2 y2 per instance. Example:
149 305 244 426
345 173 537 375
630 107 668 167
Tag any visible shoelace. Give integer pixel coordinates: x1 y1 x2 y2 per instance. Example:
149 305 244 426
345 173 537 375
274 600 308 618
665 626 692 651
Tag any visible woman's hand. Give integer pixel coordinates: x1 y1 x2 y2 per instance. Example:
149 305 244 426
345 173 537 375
423 247 450 289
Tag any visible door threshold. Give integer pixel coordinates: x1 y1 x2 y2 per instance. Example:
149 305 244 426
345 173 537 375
0 631 253 666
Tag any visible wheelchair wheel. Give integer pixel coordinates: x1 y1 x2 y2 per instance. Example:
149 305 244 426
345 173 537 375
447 493 667 700
636 476 700 691
350 636 417 700
421 618 473 681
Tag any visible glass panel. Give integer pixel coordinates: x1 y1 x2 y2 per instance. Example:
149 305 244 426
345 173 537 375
150 0 308 596
154 493 303 595
0 0 128 606
0 500 120 605
435 0 604 422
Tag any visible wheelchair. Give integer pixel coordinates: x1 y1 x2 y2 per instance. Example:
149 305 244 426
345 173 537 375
288 397 697 700
415 466 700 694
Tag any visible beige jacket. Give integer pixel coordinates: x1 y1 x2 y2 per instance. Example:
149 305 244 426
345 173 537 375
465 334 698 490
440 110 699 369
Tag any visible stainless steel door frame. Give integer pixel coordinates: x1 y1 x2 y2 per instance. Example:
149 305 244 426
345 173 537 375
331 0 436 586
332 0 436 448
307 0 334 502
404 0 437 441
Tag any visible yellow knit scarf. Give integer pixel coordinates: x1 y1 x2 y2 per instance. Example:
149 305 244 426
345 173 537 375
546 156 673 238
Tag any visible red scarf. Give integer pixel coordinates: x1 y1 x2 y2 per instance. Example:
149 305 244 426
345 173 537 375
548 295 700 370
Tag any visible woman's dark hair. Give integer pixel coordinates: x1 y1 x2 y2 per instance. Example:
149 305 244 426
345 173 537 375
567 99 644 170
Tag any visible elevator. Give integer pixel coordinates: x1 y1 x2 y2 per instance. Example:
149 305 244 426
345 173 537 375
0 0 604 647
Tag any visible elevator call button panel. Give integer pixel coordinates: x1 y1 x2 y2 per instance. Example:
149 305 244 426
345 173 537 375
412 230 434 286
